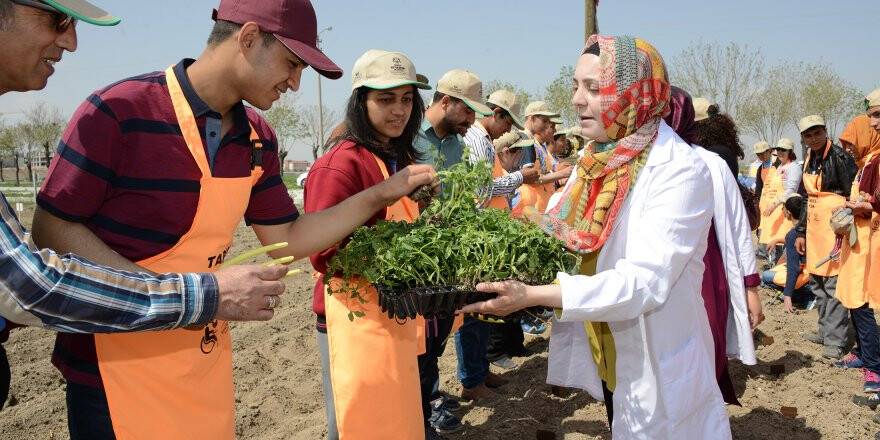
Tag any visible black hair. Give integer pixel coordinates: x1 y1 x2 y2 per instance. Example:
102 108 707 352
334 86 425 167
694 110 745 159
207 20 275 47
585 42 600 56
783 195 804 219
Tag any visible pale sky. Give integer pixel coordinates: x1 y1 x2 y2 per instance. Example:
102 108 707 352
1 0 877 161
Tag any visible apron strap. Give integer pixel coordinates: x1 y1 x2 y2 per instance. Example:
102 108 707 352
368 152 418 222
165 66 211 177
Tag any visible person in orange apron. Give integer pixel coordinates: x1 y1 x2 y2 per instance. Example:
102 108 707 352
759 138 800 261
793 114 858 361
33 5 437 439
305 49 434 440
523 101 565 212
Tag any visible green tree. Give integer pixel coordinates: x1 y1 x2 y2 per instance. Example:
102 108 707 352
543 65 577 128
737 64 799 150
20 103 64 181
796 62 863 141
483 80 535 113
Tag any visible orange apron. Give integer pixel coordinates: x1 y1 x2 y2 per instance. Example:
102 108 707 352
532 142 556 212
770 261 810 290
758 167 794 245
836 162 876 308
324 153 425 440
804 143 845 277
93 66 264 439
512 184 539 218
486 155 511 211
869 211 880 308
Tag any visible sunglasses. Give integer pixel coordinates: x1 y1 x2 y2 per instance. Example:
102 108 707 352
10 0 77 33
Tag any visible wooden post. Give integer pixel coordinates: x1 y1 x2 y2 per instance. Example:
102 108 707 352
585 0 598 42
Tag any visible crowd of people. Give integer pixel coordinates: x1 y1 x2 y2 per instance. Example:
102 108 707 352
1 0 879 439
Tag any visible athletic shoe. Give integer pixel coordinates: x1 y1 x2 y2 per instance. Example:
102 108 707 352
521 320 547 335
852 393 880 409
491 356 517 370
835 352 864 369
823 345 844 359
429 403 464 434
865 370 880 393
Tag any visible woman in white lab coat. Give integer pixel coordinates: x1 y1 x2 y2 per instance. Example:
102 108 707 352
460 34 731 439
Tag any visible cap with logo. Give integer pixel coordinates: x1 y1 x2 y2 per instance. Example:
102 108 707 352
436 69 492 116
693 97 714 122
213 0 342 79
350 50 431 92
775 138 795 151
524 101 560 118
753 141 770 154
866 88 880 110
798 115 826 133
41 0 119 25
486 89 525 130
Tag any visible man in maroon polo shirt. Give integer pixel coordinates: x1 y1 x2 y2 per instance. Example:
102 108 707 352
30 0 436 438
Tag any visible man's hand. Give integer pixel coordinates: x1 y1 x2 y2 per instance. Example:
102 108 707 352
372 164 438 206
521 165 540 184
783 296 795 314
794 237 806 255
213 264 287 321
845 200 873 215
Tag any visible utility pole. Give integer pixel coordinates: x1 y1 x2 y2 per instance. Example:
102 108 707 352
585 0 598 42
316 27 332 150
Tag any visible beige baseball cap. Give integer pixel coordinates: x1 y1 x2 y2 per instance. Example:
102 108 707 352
351 50 432 92
693 97 714 122
524 101 560 118
775 138 795 151
43 0 120 26
753 141 770 154
436 69 492 116
493 130 534 151
486 89 525 130
798 115 826 133
866 88 880 110
550 115 564 125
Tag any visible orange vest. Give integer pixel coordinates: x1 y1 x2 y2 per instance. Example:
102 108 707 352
770 261 810 290
838 156 879 308
323 154 425 440
532 142 557 212
486 155 511 211
758 166 794 244
804 142 845 277
93 66 264 439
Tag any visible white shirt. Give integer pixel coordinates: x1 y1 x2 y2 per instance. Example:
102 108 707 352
546 122 731 439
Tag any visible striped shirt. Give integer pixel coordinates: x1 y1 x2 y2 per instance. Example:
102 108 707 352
0 192 217 333
463 122 524 196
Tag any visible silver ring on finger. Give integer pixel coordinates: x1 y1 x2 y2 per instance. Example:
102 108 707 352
266 295 278 309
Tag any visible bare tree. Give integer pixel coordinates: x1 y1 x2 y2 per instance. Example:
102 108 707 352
796 62 863 140
20 103 65 181
670 41 765 118
262 94 304 174
737 64 799 147
0 123 20 183
300 105 339 160
585 0 598 42
543 65 578 128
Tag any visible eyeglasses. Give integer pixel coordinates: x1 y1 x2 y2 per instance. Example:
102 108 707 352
10 0 77 33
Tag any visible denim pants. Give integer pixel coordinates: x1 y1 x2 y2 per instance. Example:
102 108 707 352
66 381 115 440
454 316 491 389
419 315 457 423
851 305 880 375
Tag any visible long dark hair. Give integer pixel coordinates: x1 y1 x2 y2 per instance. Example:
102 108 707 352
328 86 424 168
694 106 745 159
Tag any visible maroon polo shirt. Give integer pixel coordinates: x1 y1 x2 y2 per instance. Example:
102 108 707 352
42 59 298 388
304 140 395 330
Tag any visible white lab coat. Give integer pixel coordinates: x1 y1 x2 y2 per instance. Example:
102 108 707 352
695 147 757 365
546 122 731 439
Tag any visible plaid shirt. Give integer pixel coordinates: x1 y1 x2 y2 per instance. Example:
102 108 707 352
0 193 217 333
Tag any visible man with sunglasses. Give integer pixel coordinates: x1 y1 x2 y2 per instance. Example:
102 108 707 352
0 0 296 414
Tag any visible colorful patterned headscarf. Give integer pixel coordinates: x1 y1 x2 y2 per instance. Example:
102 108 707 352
531 35 670 254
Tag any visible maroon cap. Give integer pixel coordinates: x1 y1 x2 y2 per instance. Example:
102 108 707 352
213 0 342 79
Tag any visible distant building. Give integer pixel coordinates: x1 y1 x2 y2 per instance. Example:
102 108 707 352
283 160 311 172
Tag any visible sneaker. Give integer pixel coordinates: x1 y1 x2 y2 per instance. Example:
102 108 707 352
873 412 880 424
823 345 845 359
431 395 460 412
491 356 517 370
460 383 496 402
803 332 824 345
521 320 547 335
429 405 464 434
425 426 447 440
804 298 817 311
537 308 555 320
853 394 880 409
835 352 865 369
865 370 880 393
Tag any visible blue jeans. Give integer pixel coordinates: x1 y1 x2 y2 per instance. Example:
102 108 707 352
782 228 803 297
419 315 456 425
851 305 880 375
454 316 491 389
